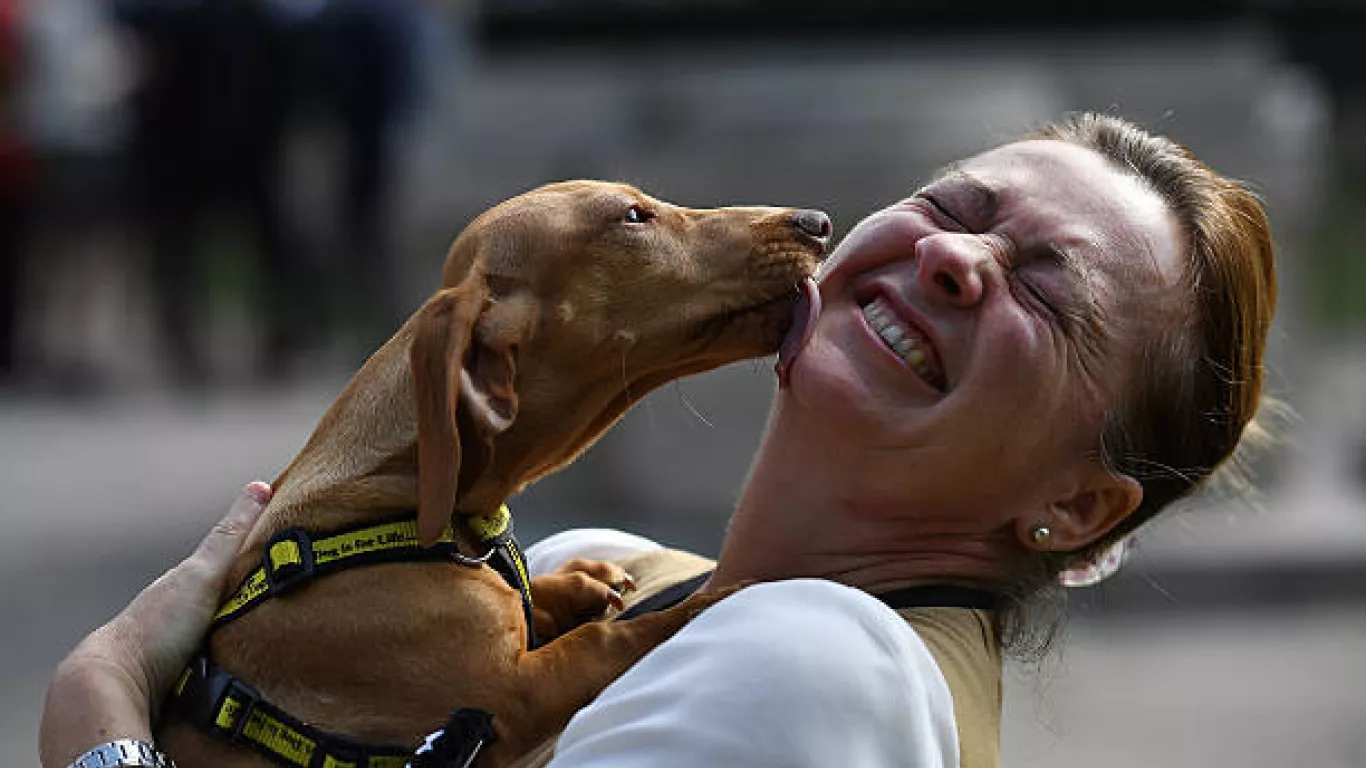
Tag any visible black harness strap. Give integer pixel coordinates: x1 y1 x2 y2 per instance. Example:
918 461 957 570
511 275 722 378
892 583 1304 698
874 583 999 611
211 509 536 648
173 509 533 768
615 572 712 621
174 655 413 768
616 570 999 618
488 535 537 649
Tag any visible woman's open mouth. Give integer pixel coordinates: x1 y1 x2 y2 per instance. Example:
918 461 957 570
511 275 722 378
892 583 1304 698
858 295 947 392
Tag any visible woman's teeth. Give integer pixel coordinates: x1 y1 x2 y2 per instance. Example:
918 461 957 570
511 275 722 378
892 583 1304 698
861 297 939 385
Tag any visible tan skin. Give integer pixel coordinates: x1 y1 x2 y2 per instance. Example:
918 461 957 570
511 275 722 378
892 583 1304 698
43 141 1185 765
711 140 1184 594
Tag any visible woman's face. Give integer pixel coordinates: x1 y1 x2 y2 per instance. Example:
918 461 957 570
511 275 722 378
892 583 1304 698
785 139 1184 526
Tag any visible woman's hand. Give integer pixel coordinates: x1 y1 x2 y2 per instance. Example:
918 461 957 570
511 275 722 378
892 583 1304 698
39 482 273 768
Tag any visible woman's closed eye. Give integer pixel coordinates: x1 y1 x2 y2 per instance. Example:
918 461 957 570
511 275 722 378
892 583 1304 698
1011 272 1062 319
1030 244 1095 317
918 194 970 232
1012 251 1099 340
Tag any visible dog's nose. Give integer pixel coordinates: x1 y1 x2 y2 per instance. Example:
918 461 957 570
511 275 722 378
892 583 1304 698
790 209 832 246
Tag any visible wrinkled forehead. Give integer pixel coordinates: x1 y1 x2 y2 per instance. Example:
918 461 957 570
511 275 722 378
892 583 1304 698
954 140 1185 287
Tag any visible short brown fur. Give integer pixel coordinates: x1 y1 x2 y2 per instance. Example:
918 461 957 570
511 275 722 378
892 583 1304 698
158 181 826 766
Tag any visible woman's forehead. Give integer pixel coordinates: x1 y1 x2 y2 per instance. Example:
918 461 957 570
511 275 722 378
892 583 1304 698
956 140 1141 208
955 139 1184 286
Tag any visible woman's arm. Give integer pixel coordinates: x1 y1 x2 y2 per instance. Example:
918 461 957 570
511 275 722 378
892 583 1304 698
39 482 272 768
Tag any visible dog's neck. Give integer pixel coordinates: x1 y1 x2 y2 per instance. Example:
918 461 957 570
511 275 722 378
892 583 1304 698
454 368 636 513
254 328 623 548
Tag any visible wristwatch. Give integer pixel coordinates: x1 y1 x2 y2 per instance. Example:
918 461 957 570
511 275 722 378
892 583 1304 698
68 739 176 768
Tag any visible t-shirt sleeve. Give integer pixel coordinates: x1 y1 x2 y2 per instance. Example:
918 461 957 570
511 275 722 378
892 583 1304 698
547 579 960 768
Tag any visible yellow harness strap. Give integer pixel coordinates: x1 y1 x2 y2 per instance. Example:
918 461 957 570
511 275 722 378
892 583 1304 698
174 655 414 768
174 506 527 768
213 506 524 629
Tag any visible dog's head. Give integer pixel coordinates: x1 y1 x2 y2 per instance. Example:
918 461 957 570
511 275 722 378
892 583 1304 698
411 181 828 542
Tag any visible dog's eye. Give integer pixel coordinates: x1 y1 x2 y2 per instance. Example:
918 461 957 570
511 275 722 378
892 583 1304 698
624 205 656 225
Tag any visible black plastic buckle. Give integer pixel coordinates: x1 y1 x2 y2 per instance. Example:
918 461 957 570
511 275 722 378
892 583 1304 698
174 656 268 748
264 527 316 596
183 657 262 744
174 655 219 729
410 709 497 768
310 742 363 768
219 677 263 744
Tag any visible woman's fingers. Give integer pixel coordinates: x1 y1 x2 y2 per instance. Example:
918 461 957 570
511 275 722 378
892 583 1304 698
115 482 273 699
189 480 272 577
140 481 272 622
39 483 274 766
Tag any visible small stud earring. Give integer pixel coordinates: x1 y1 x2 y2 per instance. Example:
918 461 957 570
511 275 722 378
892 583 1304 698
1030 525 1052 546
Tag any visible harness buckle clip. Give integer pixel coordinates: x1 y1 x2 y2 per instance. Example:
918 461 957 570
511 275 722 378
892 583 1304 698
410 708 496 768
185 656 263 744
220 677 263 744
174 655 219 729
264 527 316 596
310 742 363 768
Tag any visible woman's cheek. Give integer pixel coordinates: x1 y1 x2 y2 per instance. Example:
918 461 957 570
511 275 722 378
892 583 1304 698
818 210 914 285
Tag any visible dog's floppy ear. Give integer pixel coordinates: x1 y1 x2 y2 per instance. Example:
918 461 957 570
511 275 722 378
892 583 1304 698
410 271 520 546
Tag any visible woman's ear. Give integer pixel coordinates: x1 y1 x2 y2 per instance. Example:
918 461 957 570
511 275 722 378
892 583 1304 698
1019 468 1143 552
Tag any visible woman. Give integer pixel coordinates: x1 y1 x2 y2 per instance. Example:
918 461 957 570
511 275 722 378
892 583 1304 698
41 113 1275 768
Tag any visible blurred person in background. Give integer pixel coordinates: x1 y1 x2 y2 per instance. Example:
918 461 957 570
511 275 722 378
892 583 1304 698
0 0 31 384
305 0 424 356
12 0 134 393
114 0 435 388
40 113 1277 768
115 0 317 388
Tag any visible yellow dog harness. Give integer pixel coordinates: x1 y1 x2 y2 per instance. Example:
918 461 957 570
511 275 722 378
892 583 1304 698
172 507 532 768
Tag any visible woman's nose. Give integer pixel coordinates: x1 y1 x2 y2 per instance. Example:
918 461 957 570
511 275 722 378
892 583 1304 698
914 233 992 307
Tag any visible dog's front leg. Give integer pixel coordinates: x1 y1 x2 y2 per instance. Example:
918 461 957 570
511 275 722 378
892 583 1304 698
482 587 739 766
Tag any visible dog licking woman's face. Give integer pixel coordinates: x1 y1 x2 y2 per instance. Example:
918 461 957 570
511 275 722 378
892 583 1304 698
779 140 1186 553
449 181 827 392
428 180 827 509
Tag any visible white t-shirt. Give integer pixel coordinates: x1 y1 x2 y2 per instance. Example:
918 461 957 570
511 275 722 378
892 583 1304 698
526 531 960 768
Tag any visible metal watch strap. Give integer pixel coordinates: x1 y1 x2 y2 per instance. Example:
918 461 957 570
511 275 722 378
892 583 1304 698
69 739 176 768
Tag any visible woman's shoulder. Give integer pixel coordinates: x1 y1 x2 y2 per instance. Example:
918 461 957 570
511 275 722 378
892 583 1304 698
694 579 955 698
700 579 933 653
551 579 960 768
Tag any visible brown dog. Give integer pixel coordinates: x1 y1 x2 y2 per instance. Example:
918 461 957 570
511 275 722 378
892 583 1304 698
158 181 828 767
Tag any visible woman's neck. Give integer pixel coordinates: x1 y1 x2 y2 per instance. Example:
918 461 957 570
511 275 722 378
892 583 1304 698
710 397 1018 595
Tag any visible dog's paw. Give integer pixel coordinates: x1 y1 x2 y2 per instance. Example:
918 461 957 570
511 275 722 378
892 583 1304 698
554 557 636 595
529 559 637 640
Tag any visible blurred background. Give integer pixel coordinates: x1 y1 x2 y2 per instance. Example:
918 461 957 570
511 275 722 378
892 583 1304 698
3 1 1365 765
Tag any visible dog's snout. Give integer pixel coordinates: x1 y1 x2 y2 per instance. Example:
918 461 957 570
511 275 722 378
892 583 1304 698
790 209 832 245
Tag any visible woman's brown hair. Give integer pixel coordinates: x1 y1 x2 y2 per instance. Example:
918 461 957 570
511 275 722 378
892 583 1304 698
1004 113 1278 650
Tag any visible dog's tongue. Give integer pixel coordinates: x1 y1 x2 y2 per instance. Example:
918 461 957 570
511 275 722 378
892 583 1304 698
776 277 821 389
